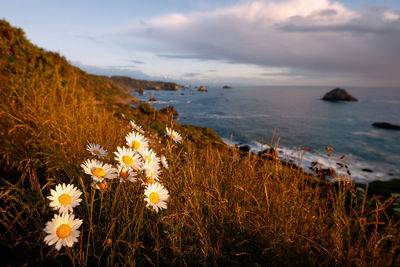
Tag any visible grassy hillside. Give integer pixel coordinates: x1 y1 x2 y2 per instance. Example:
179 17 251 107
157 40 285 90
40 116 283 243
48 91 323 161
1 19 400 266
110 75 180 91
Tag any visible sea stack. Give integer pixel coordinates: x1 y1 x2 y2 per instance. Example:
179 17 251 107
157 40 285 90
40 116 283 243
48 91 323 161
198 85 206 91
149 92 156 102
372 122 400 130
322 88 358 102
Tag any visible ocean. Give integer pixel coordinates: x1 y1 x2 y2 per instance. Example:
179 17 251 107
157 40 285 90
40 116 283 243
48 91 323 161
133 86 400 183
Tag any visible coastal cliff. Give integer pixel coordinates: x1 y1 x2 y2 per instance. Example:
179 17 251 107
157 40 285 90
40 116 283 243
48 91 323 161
111 75 180 91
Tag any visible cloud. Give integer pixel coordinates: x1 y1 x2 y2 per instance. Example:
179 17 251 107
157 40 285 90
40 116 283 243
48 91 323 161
183 72 201 77
157 53 218 61
71 61 154 80
74 34 100 43
130 59 145 64
260 68 353 80
280 6 400 35
115 0 400 85
104 65 137 68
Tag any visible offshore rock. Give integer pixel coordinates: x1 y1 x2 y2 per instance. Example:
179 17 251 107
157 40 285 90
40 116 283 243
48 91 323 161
322 88 358 102
372 122 400 130
149 92 156 102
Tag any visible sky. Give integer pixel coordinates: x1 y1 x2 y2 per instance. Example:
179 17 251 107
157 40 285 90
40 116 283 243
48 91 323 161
2 0 400 86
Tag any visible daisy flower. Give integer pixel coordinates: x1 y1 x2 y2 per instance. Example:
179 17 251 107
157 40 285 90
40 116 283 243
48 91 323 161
86 143 108 157
130 120 144 133
114 146 143 170
165 127 182 143
44 213 83 251
47 184 82 214
160 155 169 170
91 181 108 192
142 160 161 184
81 159 118 182
144 182 169 213
116 164 137 183
125 131 149 153
140 148 160 165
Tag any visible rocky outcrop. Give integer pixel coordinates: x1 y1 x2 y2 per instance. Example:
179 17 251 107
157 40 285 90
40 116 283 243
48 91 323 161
372 122 400 130
223 85 232 89
362 168 373 173
257 148 277 160
322 88 358 102
145 86 161 90
198 85 206 91
238 145 251 153
149 92 156 102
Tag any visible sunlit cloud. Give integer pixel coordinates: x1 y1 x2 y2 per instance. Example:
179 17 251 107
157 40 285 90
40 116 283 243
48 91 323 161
112 0 400 85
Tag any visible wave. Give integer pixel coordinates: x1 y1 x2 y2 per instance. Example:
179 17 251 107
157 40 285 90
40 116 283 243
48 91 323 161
201 113 272 120
352 130 381 138
250 114 272 118
204 114 244 119
221 138 395 183
148 100 178 105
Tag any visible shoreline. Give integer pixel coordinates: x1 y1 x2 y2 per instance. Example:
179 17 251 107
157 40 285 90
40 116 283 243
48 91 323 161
220 137 395 184
130 90 400 184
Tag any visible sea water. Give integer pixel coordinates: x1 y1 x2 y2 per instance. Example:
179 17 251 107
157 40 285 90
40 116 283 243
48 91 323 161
133 86 400 183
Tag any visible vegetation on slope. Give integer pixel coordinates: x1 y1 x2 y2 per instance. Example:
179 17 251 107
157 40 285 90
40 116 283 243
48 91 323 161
110 75 180 91
1 19 400 266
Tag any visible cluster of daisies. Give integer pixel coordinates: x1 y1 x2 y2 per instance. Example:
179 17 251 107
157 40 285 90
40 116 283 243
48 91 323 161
43 183 83 250
43 120 183 251
81 120 182 212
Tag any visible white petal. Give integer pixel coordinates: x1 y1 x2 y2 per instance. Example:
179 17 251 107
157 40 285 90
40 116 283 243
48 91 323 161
55 240 63 250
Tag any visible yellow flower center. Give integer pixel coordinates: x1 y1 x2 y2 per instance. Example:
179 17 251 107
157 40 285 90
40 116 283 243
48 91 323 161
99 182 107 191
92 167 106 178
93 149 102 155
171 134 176 139
122 155 134 166
120 169 129 179
149 192 160 204
58 193 72 205
56 224 72 239
132 140 140 150
145 155 152 163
